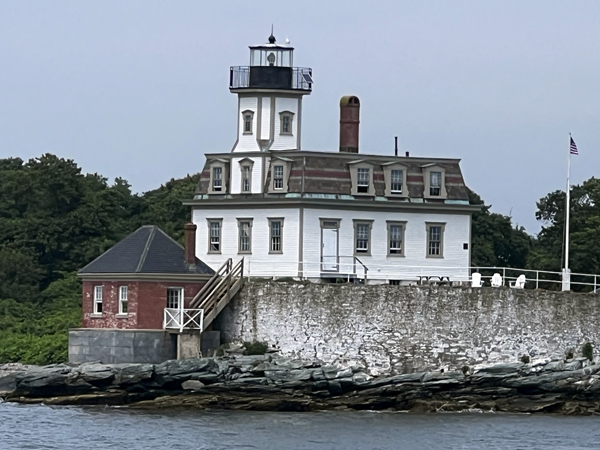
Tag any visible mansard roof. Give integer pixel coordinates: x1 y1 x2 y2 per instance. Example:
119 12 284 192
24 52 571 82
195 150 470 201
79 226 214 275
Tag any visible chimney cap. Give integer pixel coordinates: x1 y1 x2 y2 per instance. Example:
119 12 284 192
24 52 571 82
340 95 360 107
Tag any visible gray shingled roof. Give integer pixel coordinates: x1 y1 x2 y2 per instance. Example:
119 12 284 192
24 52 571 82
79 226 214 275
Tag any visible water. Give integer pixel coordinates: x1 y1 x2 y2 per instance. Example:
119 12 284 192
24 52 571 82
1 402 600 450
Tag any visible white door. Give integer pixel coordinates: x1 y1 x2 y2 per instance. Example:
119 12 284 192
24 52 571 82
321 228 339 272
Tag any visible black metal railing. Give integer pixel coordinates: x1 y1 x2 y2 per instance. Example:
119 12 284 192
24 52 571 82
230 66 312 91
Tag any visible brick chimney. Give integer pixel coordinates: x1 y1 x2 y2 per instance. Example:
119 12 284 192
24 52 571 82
184 223 197 265
339 95 360 153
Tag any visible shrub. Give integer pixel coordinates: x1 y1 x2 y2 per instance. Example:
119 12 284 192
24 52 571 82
243 341 268 356
582 342 594 361
520 354 530 364
461 365 470 375
215 343 230 357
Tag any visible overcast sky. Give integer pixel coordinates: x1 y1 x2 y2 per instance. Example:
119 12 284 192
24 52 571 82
1 0 599 233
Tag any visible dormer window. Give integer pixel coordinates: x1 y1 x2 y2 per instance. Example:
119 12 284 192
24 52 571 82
349 162 375 196
430 172 442 196
357 168 370 193
279 111 294 135
242 165 251 192
383 163 408 197
242 110 254 134
391 170 403 193
422 165 447 199
268 158 292 193
273 165 284 189
208 160 228 194
212 167 222 192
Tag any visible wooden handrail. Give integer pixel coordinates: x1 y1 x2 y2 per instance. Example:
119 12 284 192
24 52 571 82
189 258 244 330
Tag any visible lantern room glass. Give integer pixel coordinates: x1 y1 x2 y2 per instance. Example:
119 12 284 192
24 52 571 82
250 48 293 67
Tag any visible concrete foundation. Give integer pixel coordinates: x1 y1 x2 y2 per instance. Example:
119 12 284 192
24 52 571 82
177 332 201 359
69 329 177 364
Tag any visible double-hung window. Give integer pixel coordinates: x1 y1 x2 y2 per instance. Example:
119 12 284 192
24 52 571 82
238 219 253 253
357 168 370 193
118 286 128 314
273 165 284 190
242 165 251 192
242 111 254 134
391 169 403 194
429 171 442 196
93 286 103 314
279 111 294 135
212 167 222 192
387 222 405 256
427 223 445 257
269 219 283 253
353 220 373 255
208 220 222 253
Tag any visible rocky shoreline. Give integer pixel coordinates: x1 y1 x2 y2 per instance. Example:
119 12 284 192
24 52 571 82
3 356 600 415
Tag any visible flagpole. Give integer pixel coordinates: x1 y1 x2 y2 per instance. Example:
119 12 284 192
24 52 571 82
562 133 572 291
565 133 571 272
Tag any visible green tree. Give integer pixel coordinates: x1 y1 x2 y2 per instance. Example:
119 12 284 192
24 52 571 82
469 189 532 268
530 177 600 275
138 174 200 243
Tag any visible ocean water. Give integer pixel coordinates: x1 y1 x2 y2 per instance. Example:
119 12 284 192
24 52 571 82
1 402 599 450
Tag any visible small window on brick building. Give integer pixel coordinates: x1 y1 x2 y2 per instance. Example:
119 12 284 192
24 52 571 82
167 288 182 309
93 286 103 314
119 286 128 314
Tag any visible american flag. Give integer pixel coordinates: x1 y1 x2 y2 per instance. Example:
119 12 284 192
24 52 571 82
570 136 579 155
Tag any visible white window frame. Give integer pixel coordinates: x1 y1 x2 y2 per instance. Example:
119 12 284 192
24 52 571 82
242 165 252 192
237 218 253 254
357 168 370 193
208 160 228 194
212 166 223 192
242 110 254 135
166 287 183 309
207 219 222 254
118 285 128 315
387 221 406 256
422 165 447 199
426 222 445 258
383 163 409 197
353 220 373 256
349 162 375 196
273 165 284 189
268 158 291 193
268 218 284 254
279 111 294 136
93 285 103 314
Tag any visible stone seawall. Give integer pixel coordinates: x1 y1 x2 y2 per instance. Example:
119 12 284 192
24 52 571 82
213 282 600 375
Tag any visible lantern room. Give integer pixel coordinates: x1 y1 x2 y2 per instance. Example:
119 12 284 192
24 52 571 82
230 33 313 92
250 34 294 67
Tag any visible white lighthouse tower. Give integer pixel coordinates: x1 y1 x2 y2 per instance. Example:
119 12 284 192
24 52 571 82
229 33 313 153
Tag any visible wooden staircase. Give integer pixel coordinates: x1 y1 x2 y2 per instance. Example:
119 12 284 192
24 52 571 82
189 258 244 331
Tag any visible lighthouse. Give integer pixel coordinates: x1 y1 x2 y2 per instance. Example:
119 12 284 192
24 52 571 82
229 32 313 153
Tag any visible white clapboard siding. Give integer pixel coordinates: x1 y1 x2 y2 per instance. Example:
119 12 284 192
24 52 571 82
271 97 299 151
302 208 471 281
233 97 260 152
260 97 271 139
193 207 300 277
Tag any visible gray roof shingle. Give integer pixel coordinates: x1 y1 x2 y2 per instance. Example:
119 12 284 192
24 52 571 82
79 225 214 275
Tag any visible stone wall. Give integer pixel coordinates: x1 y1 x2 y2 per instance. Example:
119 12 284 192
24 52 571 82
69 329 177 364
213 282 600 376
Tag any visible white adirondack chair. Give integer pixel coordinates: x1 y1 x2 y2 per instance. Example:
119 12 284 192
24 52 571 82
510 274 526 289
491 273 503 288
471 272 483 288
